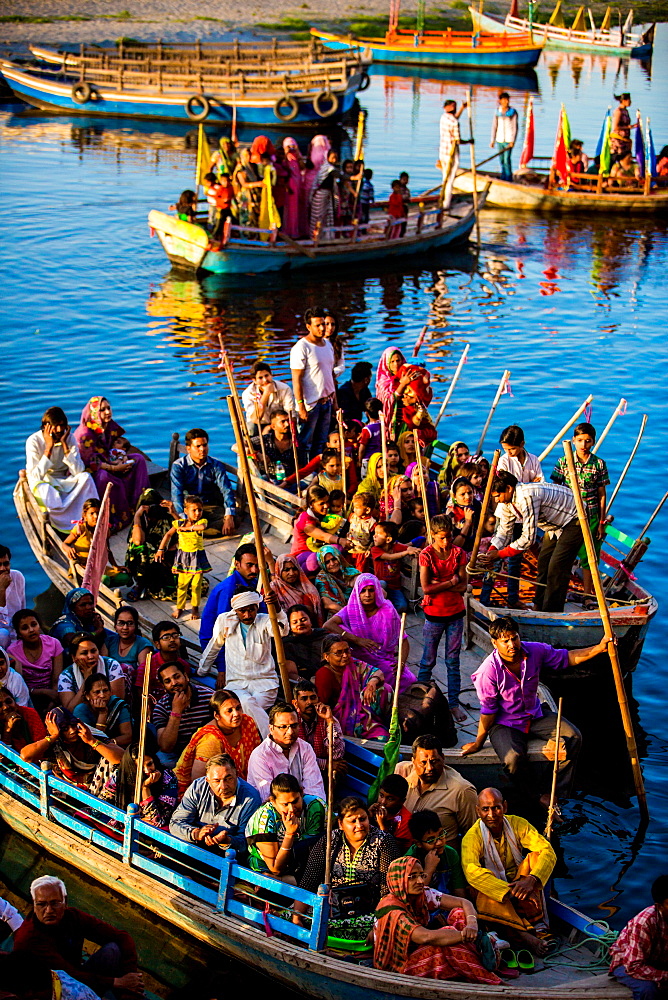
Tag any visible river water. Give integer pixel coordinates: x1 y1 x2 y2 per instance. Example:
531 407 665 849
0 28 667 992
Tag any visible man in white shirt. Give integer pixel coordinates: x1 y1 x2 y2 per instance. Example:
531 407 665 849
198 589 288 737
241 361 295 436
0 545 26 644
247 703 326 802
290 307 336 460
490 91 518 182
25 407 97 533
438 98 470 210
0 648 30 706
480 471 583 614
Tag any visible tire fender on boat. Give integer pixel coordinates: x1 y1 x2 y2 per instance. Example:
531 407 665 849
186 94 211 122
273 95 299 122
313 90 339 118
71 82 98 104
358 71 371 91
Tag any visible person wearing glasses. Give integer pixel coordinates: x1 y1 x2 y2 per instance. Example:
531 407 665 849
405 809 468 897
246 703 325 803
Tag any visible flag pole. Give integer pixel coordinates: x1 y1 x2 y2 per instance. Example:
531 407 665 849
336 409 347 497
380 412 389 515
288 412 303 501
538 394 593 463
467 449 500 573
592 398 626 453
434 343 469 428
133 650 152 806
324 716 334 886
606 414 647 513
413 429 432 545
466 88 480 248
476 370 510 455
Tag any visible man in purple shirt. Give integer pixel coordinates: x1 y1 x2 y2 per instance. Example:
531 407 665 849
462 616 610 811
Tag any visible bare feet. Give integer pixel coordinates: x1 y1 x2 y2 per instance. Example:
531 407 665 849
171 608 182 620
516 930 548 956
451 704 467 723
190 608 200 620
507 600 529 611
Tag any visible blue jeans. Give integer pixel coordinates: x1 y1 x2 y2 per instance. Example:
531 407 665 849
480 551 523 605
497 142 513 181
417 615 464 706
298 399 333 460
613 967 662 1000
387 587 408 613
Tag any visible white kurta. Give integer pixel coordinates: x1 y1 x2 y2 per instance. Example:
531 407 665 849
198 609 288 736
0 569 26 643
25 431 98 532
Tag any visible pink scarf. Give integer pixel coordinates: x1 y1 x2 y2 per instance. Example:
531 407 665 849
375 348 407 428
338 574 415 691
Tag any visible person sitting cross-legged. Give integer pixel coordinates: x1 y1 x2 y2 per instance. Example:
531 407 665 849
609 874 668 1000
461 787 556 956
170 427 236 538
170 752 261 859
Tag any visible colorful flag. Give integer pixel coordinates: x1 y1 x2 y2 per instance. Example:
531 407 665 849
196 123 212 190
367 704 401 804
599 114 612 176
82 483 111 601
561 104 572 152
647 123 657 178
584 403 593 422
634 114 645 178
595 108 610 157
519 97 534 169
552 107 569 184
503 375 514 396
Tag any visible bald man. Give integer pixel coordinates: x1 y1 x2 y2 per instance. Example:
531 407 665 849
198 588 288 737
461 788 556 956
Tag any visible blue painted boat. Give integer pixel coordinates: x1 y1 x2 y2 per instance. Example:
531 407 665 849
312 27 543 69
0 740 625 999
0 58 363 126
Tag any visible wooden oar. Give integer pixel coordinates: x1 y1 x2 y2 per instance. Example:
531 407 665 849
592 398 626 453
605 487 667 596
545 696 563 840
538 394 593 463
227 395 292 701
456 147 504 175
218 335 256 462
277 230 316 259
336 409 347 497
434 343 469 428
324 716 334 886
606 414 646 513
412 429 432 545
133 650 152 806
467 449 500 574
562 440 648 821
380 412 389 515
466 87 481 248
288 413 303 501
476 370 510 456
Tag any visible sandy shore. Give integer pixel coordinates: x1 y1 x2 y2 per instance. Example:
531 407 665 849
0 0 425 45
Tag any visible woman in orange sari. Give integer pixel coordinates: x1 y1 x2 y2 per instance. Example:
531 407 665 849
374 856 501 983
174 688 260 796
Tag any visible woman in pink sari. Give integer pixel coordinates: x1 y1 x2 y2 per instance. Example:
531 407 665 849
324 573 416 692
375 347 407 428
315 634 389 739
282 137 304 238
74 396 149 530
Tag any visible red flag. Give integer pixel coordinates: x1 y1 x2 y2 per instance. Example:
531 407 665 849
82 483 111 601
519 97 534 170
552 107 569 185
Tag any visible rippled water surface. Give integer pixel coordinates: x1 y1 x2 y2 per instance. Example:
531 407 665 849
1 28 667 964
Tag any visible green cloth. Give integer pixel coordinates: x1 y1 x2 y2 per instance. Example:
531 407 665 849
246 795 325 874
405 842 466 894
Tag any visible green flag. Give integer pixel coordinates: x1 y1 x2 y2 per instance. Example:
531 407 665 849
561 104 572 152
600 114 612 176
367 705 402 805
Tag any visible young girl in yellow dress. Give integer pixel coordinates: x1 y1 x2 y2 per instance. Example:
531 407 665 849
155 494 210 620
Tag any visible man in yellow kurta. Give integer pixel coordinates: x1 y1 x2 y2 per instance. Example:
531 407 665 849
461 787 556 955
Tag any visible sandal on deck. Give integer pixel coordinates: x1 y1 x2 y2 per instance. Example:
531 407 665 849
500 948 518 969
516 949 535 971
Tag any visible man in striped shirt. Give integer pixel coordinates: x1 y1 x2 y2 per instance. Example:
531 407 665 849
481 472 583 613
438 98 470 210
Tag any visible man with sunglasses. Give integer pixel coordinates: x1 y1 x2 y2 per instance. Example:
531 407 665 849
247 703 325 803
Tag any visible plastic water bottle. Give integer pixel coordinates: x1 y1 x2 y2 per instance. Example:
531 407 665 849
275 460 286 485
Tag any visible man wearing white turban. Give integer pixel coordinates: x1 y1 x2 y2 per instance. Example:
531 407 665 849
198 588 288 737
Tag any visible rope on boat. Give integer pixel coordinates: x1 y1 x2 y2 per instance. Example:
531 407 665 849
542 920 618 972
468 565 650 608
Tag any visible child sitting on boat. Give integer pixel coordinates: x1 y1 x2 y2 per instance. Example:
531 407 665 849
174 189 198 223
62 498 128 587
155 494 211 621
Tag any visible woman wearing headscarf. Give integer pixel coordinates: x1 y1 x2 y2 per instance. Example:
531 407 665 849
314 635 389 738
309 149 339 237
393 365 436 449
124 488 176 600
74 396 149 530
50 587 114 652
438 441 471 489
0 684 46 753
374 856 501 983
397 429 417 470
103 743 178 828
270 553 323 626
325 573 415 692
282 137 304 238
314 545 359 616
250 134 275 163
446 476 481 554
375 347 407 429
232 148 263 229
174 688 260 795
355 452 386 506
210 135 237 179
406 461 440 518
301 134 331 205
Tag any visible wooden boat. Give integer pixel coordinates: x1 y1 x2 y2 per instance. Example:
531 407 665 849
0 47 364 126
147 192 483 275
0 739 627 999
312 26 543 69
469 2 654 57
453 169 668 215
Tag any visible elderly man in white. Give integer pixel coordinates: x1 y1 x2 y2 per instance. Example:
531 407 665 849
25 406 97 532
198 589 288 737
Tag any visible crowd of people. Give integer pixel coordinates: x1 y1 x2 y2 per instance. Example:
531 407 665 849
5 315 660 994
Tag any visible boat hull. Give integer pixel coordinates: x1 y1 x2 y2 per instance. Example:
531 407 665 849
0 62 361 125
453 170 668 214
312 29 542 68
148 205 477 274
469 7 652 56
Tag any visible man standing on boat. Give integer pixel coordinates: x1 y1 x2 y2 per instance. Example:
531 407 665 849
462 616 610 811
290 307 336 461
170 427 236 538
490 92 518 183
438 98 470 211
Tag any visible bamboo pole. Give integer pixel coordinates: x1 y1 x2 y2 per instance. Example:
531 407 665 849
592 398 626 453
324 717 334 885
434 343 469 428
538 394 593 463
218 335 256 462
254 399 269 477
466 87 480 248
133 651 152 805
544 696 563 839
562 440 648 820
195 122 203 202
476 371 510 455
467 449 500 573
393 612 407 710
606 414 646 513
380 412 389 514
288 412 302 501
336 409 346 497
412 429 432 545
227 395 291 701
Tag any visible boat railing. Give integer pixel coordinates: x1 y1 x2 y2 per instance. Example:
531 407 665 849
506 12 643 44
385 26 538 48
0 743 330 950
